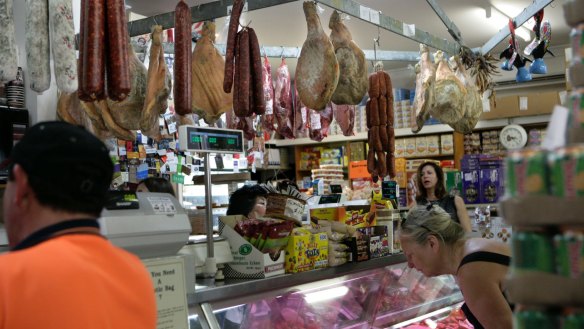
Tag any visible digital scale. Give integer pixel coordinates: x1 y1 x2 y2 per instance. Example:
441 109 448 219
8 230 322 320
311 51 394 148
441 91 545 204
178 125 244 278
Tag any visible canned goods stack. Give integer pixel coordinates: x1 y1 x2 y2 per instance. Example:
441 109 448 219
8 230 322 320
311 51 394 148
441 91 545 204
564 0 584 142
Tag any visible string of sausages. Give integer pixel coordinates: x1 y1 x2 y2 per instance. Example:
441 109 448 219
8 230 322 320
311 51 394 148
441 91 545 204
366 69 396 183
224 0 265 119
78 0 130 102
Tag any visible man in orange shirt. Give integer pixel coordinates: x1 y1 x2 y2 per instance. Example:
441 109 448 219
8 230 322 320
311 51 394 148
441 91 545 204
0 121 156 329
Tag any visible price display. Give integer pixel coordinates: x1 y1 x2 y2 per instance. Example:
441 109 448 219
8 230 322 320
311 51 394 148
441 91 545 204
178 126 244 153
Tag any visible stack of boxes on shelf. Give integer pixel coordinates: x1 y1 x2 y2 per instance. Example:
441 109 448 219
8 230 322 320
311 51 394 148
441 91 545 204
460 154 504 205
502 3 584 325
464 129 547 156
311 164 344 195
394 134 453 158
392 88 415 129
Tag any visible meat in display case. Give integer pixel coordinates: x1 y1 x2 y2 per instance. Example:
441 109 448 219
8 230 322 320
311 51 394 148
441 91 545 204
188 256 464 329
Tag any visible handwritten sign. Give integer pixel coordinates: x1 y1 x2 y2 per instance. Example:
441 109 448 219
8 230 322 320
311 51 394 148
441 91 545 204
349 160 369 179
144 257 188 329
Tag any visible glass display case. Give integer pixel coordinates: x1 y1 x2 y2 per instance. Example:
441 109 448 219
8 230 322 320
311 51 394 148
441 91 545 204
187 255 463 329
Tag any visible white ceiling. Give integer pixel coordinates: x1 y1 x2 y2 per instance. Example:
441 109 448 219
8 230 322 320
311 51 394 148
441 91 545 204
125 0 571 86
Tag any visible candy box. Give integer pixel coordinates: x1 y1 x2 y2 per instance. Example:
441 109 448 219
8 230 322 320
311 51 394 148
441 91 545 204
480 168 504 203
462 170 480 204
338 205 376 228
285 228 329 273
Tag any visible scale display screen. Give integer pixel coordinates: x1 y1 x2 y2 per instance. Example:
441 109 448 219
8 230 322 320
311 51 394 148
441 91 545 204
178 126 244 153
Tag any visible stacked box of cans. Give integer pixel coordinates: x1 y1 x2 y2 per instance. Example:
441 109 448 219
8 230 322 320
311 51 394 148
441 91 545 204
461 155 504 204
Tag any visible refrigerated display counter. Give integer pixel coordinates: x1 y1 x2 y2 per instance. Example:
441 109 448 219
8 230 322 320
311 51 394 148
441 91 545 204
187 254 464 329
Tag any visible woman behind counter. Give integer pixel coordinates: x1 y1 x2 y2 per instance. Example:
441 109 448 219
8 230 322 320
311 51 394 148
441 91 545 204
414 162 472 232
399 205 512 329
136 177 176 196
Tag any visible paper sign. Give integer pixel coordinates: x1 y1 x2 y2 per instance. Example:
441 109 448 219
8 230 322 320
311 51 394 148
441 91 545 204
158 150 167 156
171 174 184 184
359 5 370 21
144 257 188 329
118 146 127 156
370 9 380 24
519 96 528 111
147 196 177 214
349 160 369 179
141 134 148 144
403 23 416 37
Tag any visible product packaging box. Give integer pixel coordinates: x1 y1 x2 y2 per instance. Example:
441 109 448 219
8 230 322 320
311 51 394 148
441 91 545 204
404 138 416 157
441 134 454 155
338 205 376 228
444 171 462 197
427 135 440 156
395 138 405 158
358 226 390 259
349 142 366 161
309 207 342 222
415 136 428 156
219 216 285 279
480 168 504 204
344 236 370 262
285 230 328 273
462 170 481 204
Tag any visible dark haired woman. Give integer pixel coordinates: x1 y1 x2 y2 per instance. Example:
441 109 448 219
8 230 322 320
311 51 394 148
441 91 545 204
414 162 471 232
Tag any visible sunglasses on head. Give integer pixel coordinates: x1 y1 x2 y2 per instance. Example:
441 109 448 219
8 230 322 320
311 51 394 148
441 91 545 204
401 203 438 234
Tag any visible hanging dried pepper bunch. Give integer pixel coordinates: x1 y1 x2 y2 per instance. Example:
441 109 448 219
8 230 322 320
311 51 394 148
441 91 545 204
459 46 499 107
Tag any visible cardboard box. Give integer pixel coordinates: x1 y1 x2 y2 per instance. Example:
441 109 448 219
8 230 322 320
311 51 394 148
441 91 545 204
480 168 504 204
427 135 440 156
309 207 342 222
339 205 376 228
349 142 366 161
285 230 328 273
358 226 390 258
345 236 370 262
462 170 481 204
404 138 416 157
441 134 454 155
219 216 285 279
481 92 560 120
415 136 428 156
395 138 405 158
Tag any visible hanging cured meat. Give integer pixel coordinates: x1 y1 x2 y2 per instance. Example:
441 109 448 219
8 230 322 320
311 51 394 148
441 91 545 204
366 68 395 182
308 104 333 142
329 10 367 105
102 45 147 140
274 58 294 139
173 0 192 115
262 55 276 134
295 1 339 111
140 25 172 140
49 0 78 93
430 50 466 125
448 56 481 134
25 0 51 93
191 21 233 124
412 44 436 133
223 0 244 93
0 0 17 82
105 0 131 101
332 103 355 136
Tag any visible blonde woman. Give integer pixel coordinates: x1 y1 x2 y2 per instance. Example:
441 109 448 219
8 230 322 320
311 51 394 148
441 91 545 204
399 205 512 329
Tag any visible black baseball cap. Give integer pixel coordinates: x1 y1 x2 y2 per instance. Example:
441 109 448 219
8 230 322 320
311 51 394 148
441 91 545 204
5 121 114 207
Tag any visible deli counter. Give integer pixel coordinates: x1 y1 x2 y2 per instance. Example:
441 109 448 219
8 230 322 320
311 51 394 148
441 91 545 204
187 255 464 329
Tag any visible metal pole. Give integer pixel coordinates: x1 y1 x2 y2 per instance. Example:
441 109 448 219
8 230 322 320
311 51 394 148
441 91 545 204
204 153 214 258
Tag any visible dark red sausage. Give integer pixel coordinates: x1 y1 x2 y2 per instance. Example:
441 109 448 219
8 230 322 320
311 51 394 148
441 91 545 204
377 151 387 178
379 124 389 151
388 126 395 153
367 148 376 174
223 0 244 93
369 98 380 126
232 31 241 115
379 96 387 125
365 99 371 129
79 0 106 101
387 96 394 127
248 27 265 115
368 73 380 98
173 0 192 115
236 29 251 117
377 71 386 96
105 0 130 101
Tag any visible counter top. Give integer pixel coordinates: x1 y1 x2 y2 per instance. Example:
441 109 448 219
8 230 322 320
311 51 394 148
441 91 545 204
189 254 406 305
